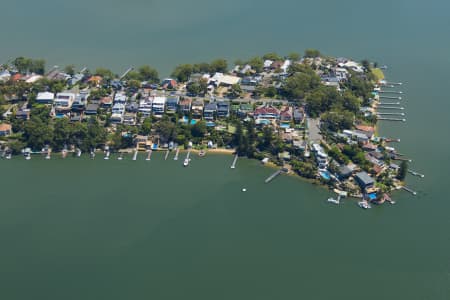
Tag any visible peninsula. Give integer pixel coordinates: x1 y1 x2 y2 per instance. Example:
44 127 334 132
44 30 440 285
0 50 412 205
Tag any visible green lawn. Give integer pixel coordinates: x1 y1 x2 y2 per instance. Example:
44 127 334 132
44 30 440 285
372 68 385 81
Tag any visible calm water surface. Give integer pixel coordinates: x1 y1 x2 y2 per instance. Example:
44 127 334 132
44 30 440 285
1 0 450 299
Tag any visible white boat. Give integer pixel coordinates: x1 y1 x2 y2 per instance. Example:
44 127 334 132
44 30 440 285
90 151 95 159
6 153 12 160
183 158 189 167
358 200 371 209
76 149 82 157
104 151 110 160
198 150 206 157
45 154 51 160
118 154 123 160
25 154 31 160
327 197 340 205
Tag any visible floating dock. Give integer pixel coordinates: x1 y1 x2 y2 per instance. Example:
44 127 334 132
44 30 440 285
174 147 180 160
231 154 238 169
132 149 138 161
265 170 282 183
402 186 417 195
408 169 425 178
146 150 152 161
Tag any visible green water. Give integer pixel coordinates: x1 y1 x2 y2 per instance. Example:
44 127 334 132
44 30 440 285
1 0 450 299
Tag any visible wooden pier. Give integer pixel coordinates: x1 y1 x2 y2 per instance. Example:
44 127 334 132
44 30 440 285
119 67 134 80
380 90 403 94
146 150 152 161
230 154 238 169
132 149 138 161
174 147 180 160
380 102 400 105
265 170 282 183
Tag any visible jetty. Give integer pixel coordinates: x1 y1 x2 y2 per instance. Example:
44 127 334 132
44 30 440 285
408 169 425 178
183 150 191 167
146 150 152 161
402 186 417 195
104 151 110 160
379 90 403 94
174 147 180 160
379 102 401 105
265 169 282 183
119 67 134 80
379 95 402 100
377 106 404 110
384 81 403 86
376 112 405 116
132 149 138 161
164 149 170 160
377 117 406 122
231 154 238 169
76 148 82 157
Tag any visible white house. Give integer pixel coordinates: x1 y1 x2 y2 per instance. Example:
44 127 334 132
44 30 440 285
152 96 166 117
36 92 55 105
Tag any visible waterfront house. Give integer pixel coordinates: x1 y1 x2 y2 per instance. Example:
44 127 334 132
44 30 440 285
254 105 280 121
355 171 375 189
210 73 241 87
111 103 125 123
0 123 12 136
87 75 103 86
138 98 153 117
123 113 137 126
36 92 55 105
114 92 127 104
54 92 75 112
100 96 113 108
85 104 99 115
204 102 217 121
312 143 328 170
72 91 89 111
216 101 230 118
179 98 192 115
280 106 293 124
293 108 304 124
166 96 180 114
152 97 166 117
238 103 253 118
342 130 370 142
0 70 11 82
161 78 177 89
191 99 204 119
15 109 30 120
338 165 353 180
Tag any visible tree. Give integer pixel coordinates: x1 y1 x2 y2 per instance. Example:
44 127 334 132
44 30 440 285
138 65 159 83
64 65 76 76
228 84 242 98
210 59 228 73
283 71 320 100
247 56 264 73
262 52 282 61
397 160 408 181
52 118 72 150
304 49 321 58
154 119 176 142
22 117 53 150
140 117 152 135
12 57 32 73
321 110 354 132
191 121 207 138
287 52 301 61
171 64 194 82
30 59 46 75
94 68 115 80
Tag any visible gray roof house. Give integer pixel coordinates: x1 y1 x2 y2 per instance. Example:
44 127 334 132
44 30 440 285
355 171 375 189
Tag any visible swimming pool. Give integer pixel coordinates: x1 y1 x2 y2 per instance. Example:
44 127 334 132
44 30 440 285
190 119 197 125
319 171 331 180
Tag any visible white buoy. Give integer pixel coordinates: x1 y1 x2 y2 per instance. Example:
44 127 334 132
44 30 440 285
242 188 247 192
